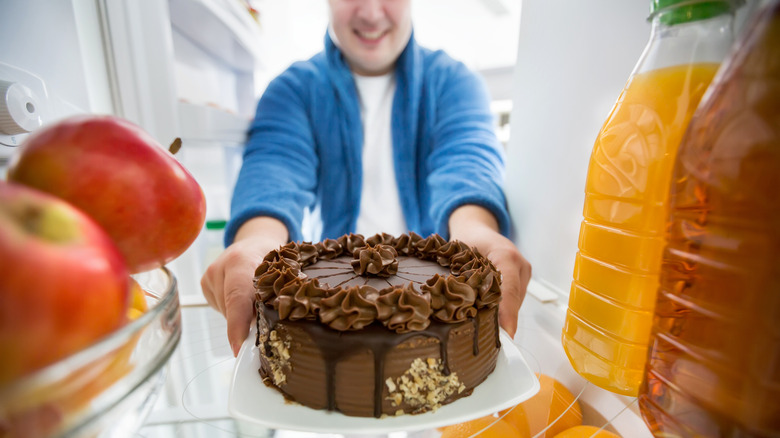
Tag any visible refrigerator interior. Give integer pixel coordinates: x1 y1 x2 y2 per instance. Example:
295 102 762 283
145 0 657 436
0 0 764 436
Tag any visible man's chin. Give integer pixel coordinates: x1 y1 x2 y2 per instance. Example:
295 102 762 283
349 57 395 76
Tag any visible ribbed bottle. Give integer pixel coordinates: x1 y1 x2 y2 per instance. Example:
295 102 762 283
562 0 739 396
639 1 780 435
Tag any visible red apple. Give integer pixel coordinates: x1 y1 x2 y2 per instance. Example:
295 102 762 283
0 181 130 385
7 115 207 273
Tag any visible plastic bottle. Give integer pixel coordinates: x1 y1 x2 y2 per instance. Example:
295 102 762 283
203 219 227 267
639 1 780 436
562 0 740 396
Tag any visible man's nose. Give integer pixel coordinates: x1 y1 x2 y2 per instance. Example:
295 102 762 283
355 0 385 23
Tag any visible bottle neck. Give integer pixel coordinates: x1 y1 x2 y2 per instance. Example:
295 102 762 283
635 6 736 74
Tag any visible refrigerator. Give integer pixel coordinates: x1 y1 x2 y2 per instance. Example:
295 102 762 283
0 0 764 436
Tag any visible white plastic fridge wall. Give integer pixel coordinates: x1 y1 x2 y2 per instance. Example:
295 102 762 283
505 0 650 300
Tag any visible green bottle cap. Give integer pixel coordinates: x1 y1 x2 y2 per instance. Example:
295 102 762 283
206 219 227 230
650 0 740 25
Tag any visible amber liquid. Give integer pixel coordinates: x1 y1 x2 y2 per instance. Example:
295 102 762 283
563 63 720 396
638 4 780 436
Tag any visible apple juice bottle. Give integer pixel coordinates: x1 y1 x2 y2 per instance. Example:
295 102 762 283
639 1 780 435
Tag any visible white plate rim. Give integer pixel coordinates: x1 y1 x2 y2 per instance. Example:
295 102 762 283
228 324 540 434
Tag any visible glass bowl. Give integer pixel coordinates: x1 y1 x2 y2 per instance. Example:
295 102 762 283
0 267 181 438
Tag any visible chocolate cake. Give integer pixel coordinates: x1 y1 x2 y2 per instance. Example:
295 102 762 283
253 232 503 418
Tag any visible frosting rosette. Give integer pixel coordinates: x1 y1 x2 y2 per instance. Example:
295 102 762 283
318 285 379 331
296 241 319 266
254 264 300 304
422 274 478 323
450 248 481 274
415 234 447 260
392 231 424 255
351 244 399 277
337 233 366 254
315 238 343 260
376 283 432 333
365 232 397 247
458 256 502 308
265 242 300 264
437 240 470 267
275 277 329 321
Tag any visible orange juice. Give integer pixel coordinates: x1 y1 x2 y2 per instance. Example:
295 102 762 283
563 63 720 396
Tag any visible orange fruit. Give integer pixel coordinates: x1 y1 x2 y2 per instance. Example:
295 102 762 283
440 414 521 438
499 374 583 437
127 277 148 320
553 425 621 437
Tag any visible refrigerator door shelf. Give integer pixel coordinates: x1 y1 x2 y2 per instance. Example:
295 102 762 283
177 101 250 144
169 0 264 73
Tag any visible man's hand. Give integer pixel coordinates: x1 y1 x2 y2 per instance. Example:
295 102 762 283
200 217 288 356
449 205 531 338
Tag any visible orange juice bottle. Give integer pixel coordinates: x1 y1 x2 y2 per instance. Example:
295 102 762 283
563 0 739 396
639 1 780 435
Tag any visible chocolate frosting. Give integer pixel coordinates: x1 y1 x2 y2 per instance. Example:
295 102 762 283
276 277 328 321
319 285 379 330
337 233 366 254
462 261 502 308
255 262 301 304
393 232 424 255
376 283 432 333
423 274 478 322
253 233 503 331
415 233 447 260
296 242 319 266
365 232 397 246
266 243 300 264
351 244 399 277
437 240 470 266
315 238 342 260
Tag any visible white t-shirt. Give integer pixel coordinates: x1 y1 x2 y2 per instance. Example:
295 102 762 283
353 73 407 237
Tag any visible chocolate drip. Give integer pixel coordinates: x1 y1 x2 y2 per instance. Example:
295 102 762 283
321 341 341 412
408 322 454 376
373 351 385 417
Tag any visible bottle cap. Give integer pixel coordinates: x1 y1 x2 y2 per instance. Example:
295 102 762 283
206 219 227 230
650 0 741 25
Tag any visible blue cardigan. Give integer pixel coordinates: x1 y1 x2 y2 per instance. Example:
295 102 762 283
226 33 511 244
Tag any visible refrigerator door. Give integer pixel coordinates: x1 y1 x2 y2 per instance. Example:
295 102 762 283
98 0 264 304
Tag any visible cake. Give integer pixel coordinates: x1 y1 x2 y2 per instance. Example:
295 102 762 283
253 232 503 418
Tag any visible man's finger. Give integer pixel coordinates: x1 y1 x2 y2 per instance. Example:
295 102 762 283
223 271 255 357
498 272 522 338
200 268 220 313
499 306 518 338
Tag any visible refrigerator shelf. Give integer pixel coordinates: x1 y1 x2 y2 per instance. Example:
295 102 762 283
169 0 265 73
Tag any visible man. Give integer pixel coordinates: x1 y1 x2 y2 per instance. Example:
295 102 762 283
201 0 531 356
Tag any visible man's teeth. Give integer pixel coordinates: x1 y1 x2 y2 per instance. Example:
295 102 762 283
358 30 384 39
